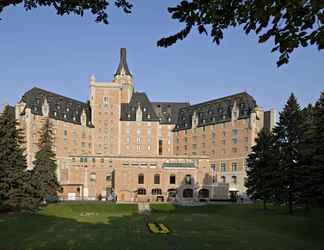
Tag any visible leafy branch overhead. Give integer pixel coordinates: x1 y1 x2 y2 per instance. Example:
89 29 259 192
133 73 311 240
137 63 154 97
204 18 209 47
0 0 133 24
157 0 324 67
0 0 323 67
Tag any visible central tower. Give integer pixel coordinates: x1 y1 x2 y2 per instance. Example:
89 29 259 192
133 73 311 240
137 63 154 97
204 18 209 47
113 48 133 103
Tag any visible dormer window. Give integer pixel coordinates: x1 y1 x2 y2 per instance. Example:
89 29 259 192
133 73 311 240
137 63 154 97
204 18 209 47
73 116 76 121
147 114 151 119
143 107 147 112
127 113 131 119
168 117 171 122
57 105 60 110
54 111 57 116
64 114 67 119
66 108 70 112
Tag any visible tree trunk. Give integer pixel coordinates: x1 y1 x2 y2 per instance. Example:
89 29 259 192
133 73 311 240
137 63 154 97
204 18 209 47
304 200 310 215
263 199 267 210
288 190 293 214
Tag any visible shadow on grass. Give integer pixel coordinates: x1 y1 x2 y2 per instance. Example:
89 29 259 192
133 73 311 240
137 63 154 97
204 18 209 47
0 203 323 250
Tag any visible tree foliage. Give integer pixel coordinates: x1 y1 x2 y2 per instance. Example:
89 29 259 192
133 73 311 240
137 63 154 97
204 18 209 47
310 92 324 199
0 0 132 24
246 128 276 209
158 0 324 67
1 0 323 67
31 118 60 203
272 93 304 214
0 106 34 211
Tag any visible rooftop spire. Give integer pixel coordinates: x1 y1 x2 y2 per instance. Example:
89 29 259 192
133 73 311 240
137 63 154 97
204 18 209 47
115 48 132 77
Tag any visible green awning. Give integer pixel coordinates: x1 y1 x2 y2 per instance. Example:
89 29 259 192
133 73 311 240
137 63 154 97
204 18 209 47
162 162 196 168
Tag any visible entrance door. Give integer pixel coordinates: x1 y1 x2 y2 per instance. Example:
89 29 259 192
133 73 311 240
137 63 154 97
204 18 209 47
68 193 76 201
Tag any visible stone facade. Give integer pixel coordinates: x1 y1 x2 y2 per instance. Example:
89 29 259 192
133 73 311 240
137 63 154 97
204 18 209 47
10 48 276 202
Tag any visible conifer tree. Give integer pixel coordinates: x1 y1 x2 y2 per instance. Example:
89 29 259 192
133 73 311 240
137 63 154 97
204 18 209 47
246 128 276 210
0 106 32 211
273 93 304 214
31 119 60 203
310 92 324 200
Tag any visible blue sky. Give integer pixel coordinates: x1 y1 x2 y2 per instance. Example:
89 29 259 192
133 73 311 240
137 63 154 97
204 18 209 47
0 1 323 113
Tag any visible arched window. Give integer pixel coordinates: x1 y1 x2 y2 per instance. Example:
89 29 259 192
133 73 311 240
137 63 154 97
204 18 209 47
183 189 193 198
137 188 146 195
154 174 160 185
151 188 162 195
198 189 209 198
138 174 144 184
185 175 192 185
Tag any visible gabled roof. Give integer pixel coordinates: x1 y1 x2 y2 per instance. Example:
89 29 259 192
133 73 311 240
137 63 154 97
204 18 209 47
20 87 93 127
151 102 190 124
120 92 159 122
174 92 257 131
114 48 132 77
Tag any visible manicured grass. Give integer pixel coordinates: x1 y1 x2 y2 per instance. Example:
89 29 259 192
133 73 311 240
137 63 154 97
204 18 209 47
0 202 323 250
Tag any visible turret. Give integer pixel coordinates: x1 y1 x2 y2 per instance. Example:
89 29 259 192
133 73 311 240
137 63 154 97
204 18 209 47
114 48 133 103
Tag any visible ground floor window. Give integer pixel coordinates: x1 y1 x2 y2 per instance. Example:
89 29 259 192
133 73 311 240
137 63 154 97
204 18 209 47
167 189 177 198
152 188 162 195
198 189 209 198
137 188 146 195
183 188 193 198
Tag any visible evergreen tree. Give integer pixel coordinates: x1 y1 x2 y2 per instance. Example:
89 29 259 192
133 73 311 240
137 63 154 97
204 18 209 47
0 106 33 211
297 104 317 211
273 93 304 214
310 92 324 200
245 128 276 210
31 119 60 203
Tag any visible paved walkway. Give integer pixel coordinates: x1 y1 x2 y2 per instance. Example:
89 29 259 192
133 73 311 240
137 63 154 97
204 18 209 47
138 202 151 215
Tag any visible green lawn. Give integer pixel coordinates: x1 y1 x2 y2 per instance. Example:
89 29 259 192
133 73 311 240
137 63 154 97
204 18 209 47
0 202 323 250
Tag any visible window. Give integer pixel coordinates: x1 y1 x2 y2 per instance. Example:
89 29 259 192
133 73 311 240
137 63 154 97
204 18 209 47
64 130 68 136
222 131 226 138
101 158 105 163
137 188 146 195
232 129 238 137
154 174 160 185
92 158 96 163
152 188 162 195
245 137 249 143
232 176 237 184
232 162 237 172
232 138 237 144
192 144 197 149
185 175 192 185
170 174 176 184
221 176 226 183
103 96 108 106
232 147 238 153
221 162 226 172
138 174 144 184
90 172 96 182
183 189 193 198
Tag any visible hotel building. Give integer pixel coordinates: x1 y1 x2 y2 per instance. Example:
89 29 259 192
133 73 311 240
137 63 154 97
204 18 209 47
7 48 275 202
